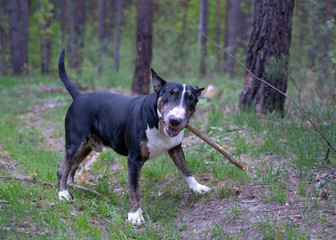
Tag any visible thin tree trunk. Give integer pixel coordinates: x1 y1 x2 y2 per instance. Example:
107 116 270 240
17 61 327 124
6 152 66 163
215 0 221 72
66 0 73 68
296 0 308 65
239 0 294 115
98 0 105 75
179 0 190 60
132 0 153 95
72 0 86 72
7 0 22 74
0 2 8 74
59 0 66 43
223 0 231 70
225 0 241 77
197 0 204 43
237 0 253 51
40 0 52 73
114 0 122 72
108 0 116 55
18 0 28 67
324 0 332 59
199 0 208 78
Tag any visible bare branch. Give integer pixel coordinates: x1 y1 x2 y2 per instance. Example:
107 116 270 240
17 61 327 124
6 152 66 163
0 175 110 202
186 124 245 171
179 8 336 155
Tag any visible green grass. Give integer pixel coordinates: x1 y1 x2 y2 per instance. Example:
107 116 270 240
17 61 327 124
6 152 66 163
0 74 335 239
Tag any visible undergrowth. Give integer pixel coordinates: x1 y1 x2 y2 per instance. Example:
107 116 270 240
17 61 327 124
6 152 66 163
0 74 335 239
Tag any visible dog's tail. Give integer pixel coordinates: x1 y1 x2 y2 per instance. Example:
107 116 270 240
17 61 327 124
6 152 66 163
58 47 81 99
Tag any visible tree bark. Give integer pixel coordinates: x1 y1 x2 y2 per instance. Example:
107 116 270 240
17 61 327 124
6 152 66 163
199 0 208 78
132 0 153 95
225 0 241 77
7 0 22 74
114 0 122 72
239 0 294 115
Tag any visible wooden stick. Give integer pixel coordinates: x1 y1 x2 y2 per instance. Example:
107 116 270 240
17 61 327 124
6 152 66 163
186 124 245 171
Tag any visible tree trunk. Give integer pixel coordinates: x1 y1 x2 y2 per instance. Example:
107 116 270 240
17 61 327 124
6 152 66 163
40 0 52 74
239 0 294 116
7 0 22 74
237 0 253 52
179 0 190 60
215 0 221 72
223 0 231 70
0 2 9 75
197 0 203 43
98 0 105 75
224 0 241 77
132 0 153 95
108 0 116 55
59 0 66 43
66 0 73 68
72 0 86 72
199 0 208 78
18 0 28 68
114 0 122 72
324 0 332 59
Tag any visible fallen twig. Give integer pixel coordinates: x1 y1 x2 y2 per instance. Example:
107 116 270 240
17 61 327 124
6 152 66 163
186 124 245 171
180 8 336 157
0 175 55 187
0 200 9 204
0 175 110 202
68 183 111 203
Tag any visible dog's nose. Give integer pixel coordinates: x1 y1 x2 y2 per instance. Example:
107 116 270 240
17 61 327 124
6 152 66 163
169 116 182 127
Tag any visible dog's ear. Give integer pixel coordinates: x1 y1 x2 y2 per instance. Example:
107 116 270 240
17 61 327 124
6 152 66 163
151 68 166 93
194 86 205 98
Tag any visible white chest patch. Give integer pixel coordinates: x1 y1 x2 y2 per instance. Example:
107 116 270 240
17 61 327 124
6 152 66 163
146 124 184 159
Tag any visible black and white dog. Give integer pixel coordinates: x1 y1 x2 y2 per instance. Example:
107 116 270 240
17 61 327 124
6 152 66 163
57 48 210 224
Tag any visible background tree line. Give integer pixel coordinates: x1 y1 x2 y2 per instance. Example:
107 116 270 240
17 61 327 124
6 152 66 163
0 0 335 107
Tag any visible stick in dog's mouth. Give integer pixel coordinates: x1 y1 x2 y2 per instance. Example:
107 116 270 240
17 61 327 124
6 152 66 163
185 124 245 171
158 115 245 170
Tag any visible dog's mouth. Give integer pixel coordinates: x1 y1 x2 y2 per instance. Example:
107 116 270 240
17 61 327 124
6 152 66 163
164 122 181 137
161 120 183 137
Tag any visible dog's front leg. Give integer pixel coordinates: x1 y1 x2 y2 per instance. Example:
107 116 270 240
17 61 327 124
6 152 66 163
168 144 210 194
127 156 145 225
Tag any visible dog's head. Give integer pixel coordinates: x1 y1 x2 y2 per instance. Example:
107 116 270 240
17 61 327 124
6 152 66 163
151 68 204 137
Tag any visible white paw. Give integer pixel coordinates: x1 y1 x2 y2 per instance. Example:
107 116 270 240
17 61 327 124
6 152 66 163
185 176 211 194
127 208 144 225
58 189 73 201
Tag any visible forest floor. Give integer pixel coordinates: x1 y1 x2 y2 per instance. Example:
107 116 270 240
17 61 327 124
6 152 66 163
0 76 336 239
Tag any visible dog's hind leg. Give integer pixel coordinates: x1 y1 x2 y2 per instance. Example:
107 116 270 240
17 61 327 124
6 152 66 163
67 135 102 184
67 144 92 185
57 140 92 201
168 144 210 194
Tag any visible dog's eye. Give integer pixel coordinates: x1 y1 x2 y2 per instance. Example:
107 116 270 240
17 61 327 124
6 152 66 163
169 90 174 96
186 94 194 101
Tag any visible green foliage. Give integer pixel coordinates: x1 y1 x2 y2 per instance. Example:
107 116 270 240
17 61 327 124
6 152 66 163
266 55 290 84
